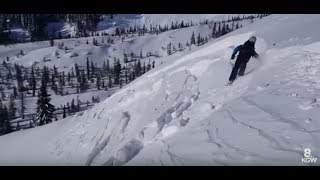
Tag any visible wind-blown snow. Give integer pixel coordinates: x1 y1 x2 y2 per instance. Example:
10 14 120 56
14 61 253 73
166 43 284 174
1 14 320 166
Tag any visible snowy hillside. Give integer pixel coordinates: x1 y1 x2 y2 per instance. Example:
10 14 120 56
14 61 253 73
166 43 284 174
97 14 228 32
1 15 254 72
1 14 320 166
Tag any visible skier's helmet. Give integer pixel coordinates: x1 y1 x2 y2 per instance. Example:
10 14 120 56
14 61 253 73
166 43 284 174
248 36 257 43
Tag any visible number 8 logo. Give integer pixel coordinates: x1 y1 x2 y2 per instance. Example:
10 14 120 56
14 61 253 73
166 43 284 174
304 148 311 158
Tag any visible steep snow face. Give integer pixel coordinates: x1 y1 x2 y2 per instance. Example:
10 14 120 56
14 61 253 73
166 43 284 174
1 14 320 166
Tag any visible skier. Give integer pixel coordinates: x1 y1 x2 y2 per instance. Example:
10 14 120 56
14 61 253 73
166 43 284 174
228 36 259 85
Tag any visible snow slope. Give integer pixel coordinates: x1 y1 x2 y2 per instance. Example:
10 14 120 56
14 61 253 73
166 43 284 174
0 22 216 71
96 14 229 32
1 14 254 72
1 14 320 166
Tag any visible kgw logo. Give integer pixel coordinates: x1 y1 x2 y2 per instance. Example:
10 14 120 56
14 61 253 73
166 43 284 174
301 148 317 164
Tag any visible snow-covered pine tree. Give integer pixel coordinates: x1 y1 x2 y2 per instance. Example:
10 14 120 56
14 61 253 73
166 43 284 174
108 74 112 88
71 98 75 113
36 78 55 126
16 122 21 131
20 92 26 119
8 94 16 120
86 58 90 80
167 42 172 55
76 96 81 112
90 61 95 80
97 75 101 90
0 103 8 134
13 86 18 99
197 33 201 46
51 74 58 94
63 105 66 118
15 64 23 92
191 31 196 45
31 66 36 97
4 106 13 134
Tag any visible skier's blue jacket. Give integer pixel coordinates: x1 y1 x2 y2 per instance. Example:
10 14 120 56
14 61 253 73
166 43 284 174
231 41 259 60
231 45 242 57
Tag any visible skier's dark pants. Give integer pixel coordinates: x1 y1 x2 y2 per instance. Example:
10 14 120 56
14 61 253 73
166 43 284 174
229 58 249 82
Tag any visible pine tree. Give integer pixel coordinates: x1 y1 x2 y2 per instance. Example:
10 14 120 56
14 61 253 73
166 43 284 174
6 95 16 128
108 74 112 88
114 60 122 85
31 66 36 96
4 105 12 134
147 60 151 71
61 71 65 86
66 102 70 115
75 63 80 82
102 61 107 75
217 22 221 37
15 64 23 92
90 61 95 79
86 58 90 80
105 80 108 91
0 102 8 134
125 67 128 84
16 122 21 131
7 68 12 81
115 28 120 36
167 42 172 55
137 60 141 77
236 22 239 29
71 98 76 113
212 22 217 38
51 74 58 94
1 89 5 101
50 38 54 46
13 86 18 99
67 72 71 86
197 33 201 46
53 65 58 78
20 92 26 119
29 120 33 128
36 78 55 126
102 79 105 88
42 66 50 85
191 31 196 45
63 105 66 118
221 23 227 35
80 70 88 92
140 50 143 59
71 67 75 78
76 96 81 112
97 75 101 90
59 83 64 96
143 62 146 74
105 60 110 76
